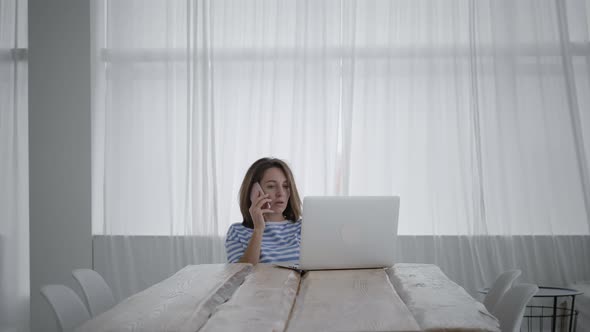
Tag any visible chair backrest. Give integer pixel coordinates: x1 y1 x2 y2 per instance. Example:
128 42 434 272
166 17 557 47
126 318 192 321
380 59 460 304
494 283 538 332
40 284 91 332
484 269 522 314
72 269 116 317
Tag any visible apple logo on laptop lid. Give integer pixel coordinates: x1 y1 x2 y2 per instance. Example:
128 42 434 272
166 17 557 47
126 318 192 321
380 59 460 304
340 224 363 244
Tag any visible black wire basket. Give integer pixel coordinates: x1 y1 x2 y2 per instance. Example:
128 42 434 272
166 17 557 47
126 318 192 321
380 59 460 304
522 304 578 332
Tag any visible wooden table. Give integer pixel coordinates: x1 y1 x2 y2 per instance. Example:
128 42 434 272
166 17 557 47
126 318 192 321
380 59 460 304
76 263 500 332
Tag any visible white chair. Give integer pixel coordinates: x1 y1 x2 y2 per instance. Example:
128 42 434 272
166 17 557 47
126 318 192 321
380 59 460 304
494 283 538 332
40 284 90 332
484 269 522 315
72 269 116 317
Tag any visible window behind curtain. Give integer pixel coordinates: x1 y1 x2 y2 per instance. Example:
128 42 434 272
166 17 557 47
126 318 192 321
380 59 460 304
92 0 590 236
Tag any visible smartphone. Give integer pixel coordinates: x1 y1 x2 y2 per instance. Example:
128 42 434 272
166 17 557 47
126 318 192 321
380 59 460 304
250 182 271 209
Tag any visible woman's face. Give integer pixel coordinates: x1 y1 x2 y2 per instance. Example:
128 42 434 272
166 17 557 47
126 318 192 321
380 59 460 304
259 167 291 215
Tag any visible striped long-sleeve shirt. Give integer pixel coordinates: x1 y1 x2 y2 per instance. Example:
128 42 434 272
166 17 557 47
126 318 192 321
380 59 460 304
225 220 301 263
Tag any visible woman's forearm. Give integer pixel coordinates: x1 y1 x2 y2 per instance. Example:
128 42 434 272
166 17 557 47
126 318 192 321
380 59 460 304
238 229 263 264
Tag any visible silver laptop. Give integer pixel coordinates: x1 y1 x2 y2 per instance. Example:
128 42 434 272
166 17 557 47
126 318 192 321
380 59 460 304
276 196 400 271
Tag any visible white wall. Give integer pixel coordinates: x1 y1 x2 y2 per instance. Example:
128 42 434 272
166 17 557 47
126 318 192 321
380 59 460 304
28 1 92 331
94 235 590 302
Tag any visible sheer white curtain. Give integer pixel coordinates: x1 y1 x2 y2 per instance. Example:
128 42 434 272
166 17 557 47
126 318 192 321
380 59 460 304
345 0 590 236
92 0 590 298
0 0 29 331
92 0 341 238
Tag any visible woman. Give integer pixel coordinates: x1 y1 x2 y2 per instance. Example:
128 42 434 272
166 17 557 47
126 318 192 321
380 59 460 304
225 157 302 264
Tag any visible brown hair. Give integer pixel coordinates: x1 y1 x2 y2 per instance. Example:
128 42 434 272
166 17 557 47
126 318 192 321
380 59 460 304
239 157 302 229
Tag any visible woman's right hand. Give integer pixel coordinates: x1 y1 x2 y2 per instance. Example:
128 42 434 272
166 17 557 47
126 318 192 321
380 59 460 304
249 194 274 230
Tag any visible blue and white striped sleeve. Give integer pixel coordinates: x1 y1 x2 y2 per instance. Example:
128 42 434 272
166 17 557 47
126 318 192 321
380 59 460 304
225 224 245 263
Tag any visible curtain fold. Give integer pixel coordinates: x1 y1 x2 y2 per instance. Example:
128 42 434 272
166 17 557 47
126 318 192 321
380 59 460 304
0 0 29 331
92 0 590 296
